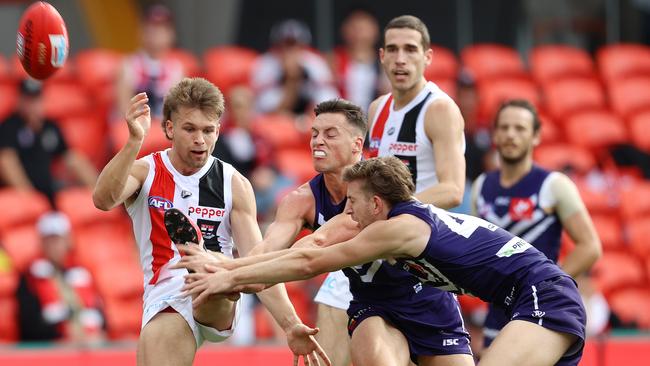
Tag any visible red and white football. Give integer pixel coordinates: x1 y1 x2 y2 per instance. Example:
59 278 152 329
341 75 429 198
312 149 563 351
16 1 69 80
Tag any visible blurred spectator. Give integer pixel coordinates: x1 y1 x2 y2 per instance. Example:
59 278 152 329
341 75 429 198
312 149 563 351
329 8 389 112
15 212 105 342
116 3 184 119
575 274 610 337
251 19 339 115
0 79 97 205
213 86 272 177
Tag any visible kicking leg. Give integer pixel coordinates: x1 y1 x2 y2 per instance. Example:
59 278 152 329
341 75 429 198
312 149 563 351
315 303 351 366
138 311 196 366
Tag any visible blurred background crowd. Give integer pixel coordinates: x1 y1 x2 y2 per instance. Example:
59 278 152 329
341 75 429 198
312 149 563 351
0 0 649 357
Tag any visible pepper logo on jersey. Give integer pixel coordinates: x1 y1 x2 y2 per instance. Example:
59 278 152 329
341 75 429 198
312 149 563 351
509 197 534 220
188 205 226 219
388 142 418 154
148 196 173 211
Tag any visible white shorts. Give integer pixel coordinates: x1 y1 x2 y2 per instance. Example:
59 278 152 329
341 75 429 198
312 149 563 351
313 270 353 310
142 265 240 346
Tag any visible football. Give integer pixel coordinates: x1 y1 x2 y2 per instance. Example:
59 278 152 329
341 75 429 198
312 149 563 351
16 1 69 80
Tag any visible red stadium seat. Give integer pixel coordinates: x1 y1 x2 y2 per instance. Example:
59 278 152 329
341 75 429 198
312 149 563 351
1 225 41 272
592 251 645 294
538 113 562 145
627 217 650 259
608 288 650 329
564 111 627 152
461 44 525 81
597 43 650 83
608 77 650 118
110 117 171 157
428 77 457 100
203 46 258 94
0 189 50 234
574 178 617 216
275 148 316 184
103 297 142 340
10 54 28 80
249 114 307 151
0 81 18 121
43 82 92 119
166 48 201 77
94 262 143 299
477 78 540 122
542 78 606 120
73 223 136 270
530 45 595 84
0 297 18 342
534 144 596 175
425 45 459 80
629 110 650 152
55 187 124 229
619 181 650 220
590 214 623 251
58 113 109 167
75 49 124 90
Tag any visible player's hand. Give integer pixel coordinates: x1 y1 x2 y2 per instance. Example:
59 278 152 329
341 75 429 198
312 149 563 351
172 244 225 273
182 266 238 307
286 323 331 366
125 92 151 142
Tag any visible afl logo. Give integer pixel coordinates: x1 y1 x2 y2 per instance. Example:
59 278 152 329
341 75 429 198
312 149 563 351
148 196 173 211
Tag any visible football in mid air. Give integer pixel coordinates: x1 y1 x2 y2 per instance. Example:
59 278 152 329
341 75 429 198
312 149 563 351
16 1 69 80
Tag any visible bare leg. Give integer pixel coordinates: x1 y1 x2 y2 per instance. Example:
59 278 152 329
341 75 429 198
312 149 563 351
479 320 578 366
137 312 196 366
419 353 475 366
350 316 411 366
315 303 351 366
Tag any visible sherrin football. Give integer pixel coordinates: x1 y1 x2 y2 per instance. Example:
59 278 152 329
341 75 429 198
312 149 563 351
16 1 69 80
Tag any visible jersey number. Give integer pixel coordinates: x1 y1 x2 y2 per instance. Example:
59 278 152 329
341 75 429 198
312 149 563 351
434 209 497 238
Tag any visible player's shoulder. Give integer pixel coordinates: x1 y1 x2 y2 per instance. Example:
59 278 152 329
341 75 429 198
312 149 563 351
368 93 392 118
280 181 314 207
275 181 315 221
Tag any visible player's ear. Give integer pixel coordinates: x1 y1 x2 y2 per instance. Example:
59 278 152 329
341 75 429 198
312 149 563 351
165 119 174 139
424 47 433 67
352 135 363 153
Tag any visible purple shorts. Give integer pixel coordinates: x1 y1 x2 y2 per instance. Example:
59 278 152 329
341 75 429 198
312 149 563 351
347 295 472 363
508 275 587 366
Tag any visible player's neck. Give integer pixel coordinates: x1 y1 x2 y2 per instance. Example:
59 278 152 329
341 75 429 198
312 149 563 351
392 78 426 110
322 172 348 204
499 158 533 188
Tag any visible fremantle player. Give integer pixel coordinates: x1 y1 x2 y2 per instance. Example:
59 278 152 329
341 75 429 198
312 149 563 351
471 100 601 349
181 156 588 366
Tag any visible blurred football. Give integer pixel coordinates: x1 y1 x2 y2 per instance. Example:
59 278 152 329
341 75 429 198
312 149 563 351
16 1 69 80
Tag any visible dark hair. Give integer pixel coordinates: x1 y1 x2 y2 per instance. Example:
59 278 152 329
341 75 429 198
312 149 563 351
162 77 225 139
314 98 367 136
383 15 430 51
343 156 414 206
494 99 541 133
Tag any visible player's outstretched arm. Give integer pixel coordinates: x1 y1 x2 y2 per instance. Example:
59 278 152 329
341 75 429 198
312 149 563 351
93 93 150 210
228 172 331 366
416 98 466 208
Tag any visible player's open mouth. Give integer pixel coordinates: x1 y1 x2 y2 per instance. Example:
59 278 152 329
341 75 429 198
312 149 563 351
313 150 326 157
191 150 206 157
394 70 409 79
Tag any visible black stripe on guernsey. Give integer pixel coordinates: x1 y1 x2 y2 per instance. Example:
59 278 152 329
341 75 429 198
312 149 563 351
395 92 432 184
198 159 225 252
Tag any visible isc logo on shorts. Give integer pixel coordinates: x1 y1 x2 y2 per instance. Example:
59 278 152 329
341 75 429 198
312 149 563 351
148 196 173 211
443 338 459 346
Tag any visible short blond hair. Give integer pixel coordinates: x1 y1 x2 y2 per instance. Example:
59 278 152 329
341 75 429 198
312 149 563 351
162 77 225 139
343 156 414 206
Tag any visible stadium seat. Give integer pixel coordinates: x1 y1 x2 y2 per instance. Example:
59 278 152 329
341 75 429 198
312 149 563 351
110 117 171 157
533 144 596 175
542 78 606 120
608 77 650 118
424 45 459 80
0 189 50 234
93 262 143 299
461 44 525 81
103 296 142 340
590 214 623 251
0 270 17 297
0 53 9 81
10 54 28 80
477 78 540 121
1 225 41 272
58 113 109 167
564 111 627 152
73 223 136 270
275 148 316 184
574 178 617 216
43 82 92 119
55 187 124 229
249 114 307 151
619 181 650 220
627 217 650 259
0 296 18 342
591 251 645 294
597 43 650 83
530 45 595 84
75 49 124 90
203 46 258 94
0 81 18 121
428 77 457 100
166 48 202 77
608 288 650 329
538 113 562 145
628 110 650 152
